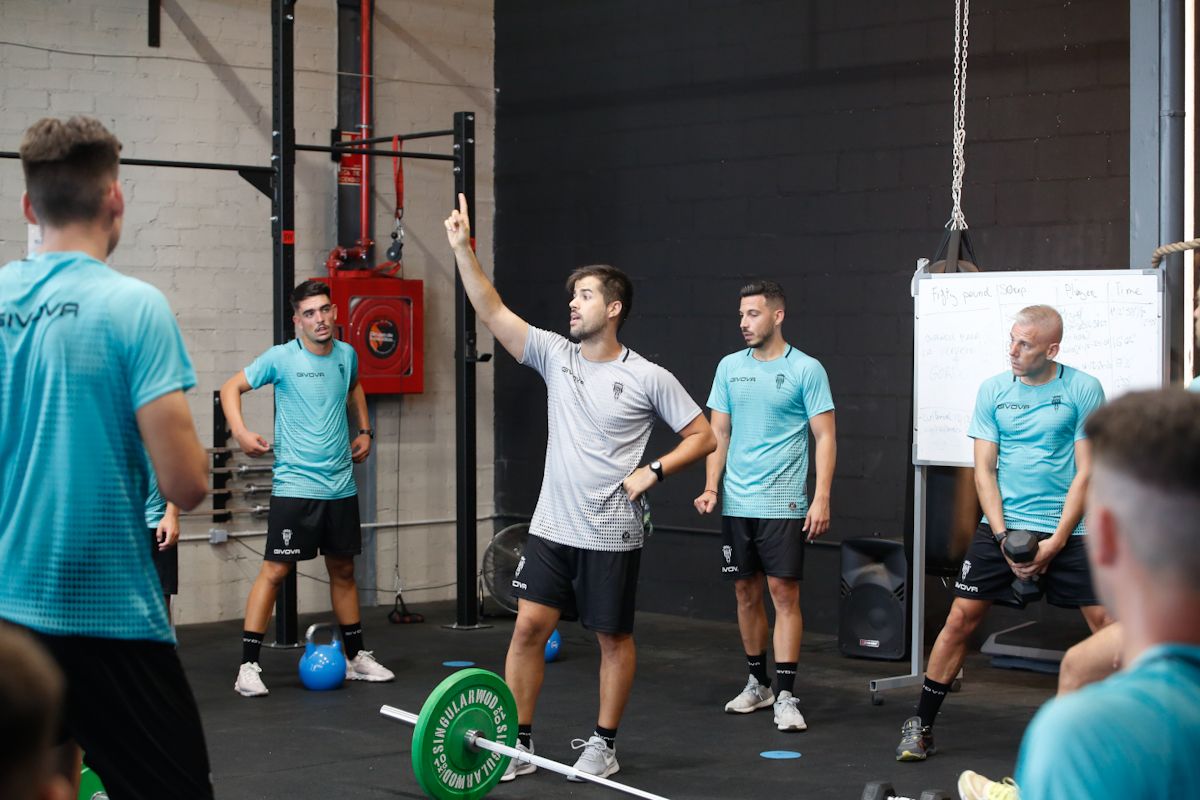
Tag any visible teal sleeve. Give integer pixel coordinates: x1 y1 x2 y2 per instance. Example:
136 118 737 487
967 380 998 442
348 346 359 388
800 360 835 416
707 358 730 413
1189 376 1200 393
1073 376 1106 441
244 346 280 390
119 284 196 410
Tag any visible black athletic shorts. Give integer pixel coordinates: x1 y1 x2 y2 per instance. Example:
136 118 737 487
511 535 641 634
265 495 361 561
720 517 807 580
147 527 179 595
951 523 1099 608
31 629 213 800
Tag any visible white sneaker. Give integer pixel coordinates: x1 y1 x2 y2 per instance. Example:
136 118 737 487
773 690 807 731
724 675 775 713
235 662 269 697
345 650 395 682
500 741 536 782
568 735 619 781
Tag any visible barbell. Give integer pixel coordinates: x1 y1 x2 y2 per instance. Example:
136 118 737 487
379 668 671 800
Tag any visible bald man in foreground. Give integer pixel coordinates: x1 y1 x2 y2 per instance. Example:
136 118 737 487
895 304 1109 761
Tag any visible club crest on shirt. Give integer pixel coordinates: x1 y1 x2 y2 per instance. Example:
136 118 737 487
1051 394 1062 411
612 381 624 401
775 373 786 390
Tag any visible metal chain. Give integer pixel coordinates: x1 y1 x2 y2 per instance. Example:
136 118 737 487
949 0 970 230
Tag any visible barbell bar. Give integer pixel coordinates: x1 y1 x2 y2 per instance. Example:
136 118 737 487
378 668 671 800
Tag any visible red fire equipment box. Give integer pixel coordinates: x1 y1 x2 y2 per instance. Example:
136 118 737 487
318 271 424 395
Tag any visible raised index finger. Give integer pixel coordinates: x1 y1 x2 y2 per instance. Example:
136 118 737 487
458 192 469 218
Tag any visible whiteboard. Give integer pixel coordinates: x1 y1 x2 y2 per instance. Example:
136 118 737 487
913 270 1163 466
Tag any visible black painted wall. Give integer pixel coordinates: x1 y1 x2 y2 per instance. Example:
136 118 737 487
491 1 1130 631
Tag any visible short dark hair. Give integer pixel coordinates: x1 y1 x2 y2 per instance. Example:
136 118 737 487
739 279 786 309
565 265 633 328
19 116 122 227
0 623 64 799
291 279 332 311
1086 389 1200 497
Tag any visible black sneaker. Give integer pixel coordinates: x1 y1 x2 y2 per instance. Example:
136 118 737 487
895 716 936 761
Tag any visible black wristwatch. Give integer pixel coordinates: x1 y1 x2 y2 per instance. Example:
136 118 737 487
648 460 664 482
358 428 375 439
992 528 1008 546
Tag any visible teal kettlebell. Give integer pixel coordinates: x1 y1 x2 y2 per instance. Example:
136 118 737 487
298 623 346 691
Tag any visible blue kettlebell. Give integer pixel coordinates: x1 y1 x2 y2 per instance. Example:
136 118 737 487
298 623 346 691
544 628 562 662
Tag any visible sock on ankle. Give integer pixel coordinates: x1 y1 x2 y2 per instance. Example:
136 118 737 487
241 630 264 665
518 725 532 749
340 623 364 660
917 676 953 728
775 661 797 696
594 725 617 749
746 652 770 687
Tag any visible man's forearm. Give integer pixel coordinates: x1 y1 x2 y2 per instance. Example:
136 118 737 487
976 470 1006 533
219 384 249 436
452 244 505 325
703 435 729 491
1053 474 1089 541
661 429 717 475
812 432 836 500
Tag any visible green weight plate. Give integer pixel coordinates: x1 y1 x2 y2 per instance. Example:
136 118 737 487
411 668 517 800
78 764 107 800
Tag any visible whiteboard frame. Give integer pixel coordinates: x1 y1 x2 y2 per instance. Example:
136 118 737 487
911 268 1165 468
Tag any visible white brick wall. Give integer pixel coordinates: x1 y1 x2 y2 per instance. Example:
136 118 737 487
0 0 496 625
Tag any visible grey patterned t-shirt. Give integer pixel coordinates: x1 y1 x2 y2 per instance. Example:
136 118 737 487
521 327 702 552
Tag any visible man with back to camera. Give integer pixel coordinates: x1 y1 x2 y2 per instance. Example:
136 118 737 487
958 389 1200 800
0 116 212 798
693 279 836 732
221 279 394 696
895 304 1109 762
444 194 716 780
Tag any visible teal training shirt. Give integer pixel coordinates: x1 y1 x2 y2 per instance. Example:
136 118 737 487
707 346 835 518
1015 644 1200 799
1189 375 1200 392
967 364 1104 535
0 251 195 642
144 466 166 528
244 338 358 499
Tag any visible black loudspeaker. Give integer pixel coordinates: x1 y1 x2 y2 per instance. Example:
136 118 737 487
839 538 908 660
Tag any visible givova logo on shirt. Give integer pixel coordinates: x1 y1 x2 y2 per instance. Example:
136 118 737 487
996 402 1031 411
296 371 326 378
0 301 79 329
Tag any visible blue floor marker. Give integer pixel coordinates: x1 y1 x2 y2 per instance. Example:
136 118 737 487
442 660 475 668
760 750 802 760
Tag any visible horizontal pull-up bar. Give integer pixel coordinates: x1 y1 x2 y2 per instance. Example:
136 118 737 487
335 129 454 146
294 143 456 162
0 151 272 175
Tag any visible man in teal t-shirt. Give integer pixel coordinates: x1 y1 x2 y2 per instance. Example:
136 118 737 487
220 279 394 697
694 280 836 733
896 305 1109 763
0 116 211 798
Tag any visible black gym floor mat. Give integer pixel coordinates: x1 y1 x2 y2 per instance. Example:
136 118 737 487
178 603 1055 799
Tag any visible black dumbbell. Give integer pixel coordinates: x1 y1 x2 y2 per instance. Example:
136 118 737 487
1002 529 1044 606
862 782 951 800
